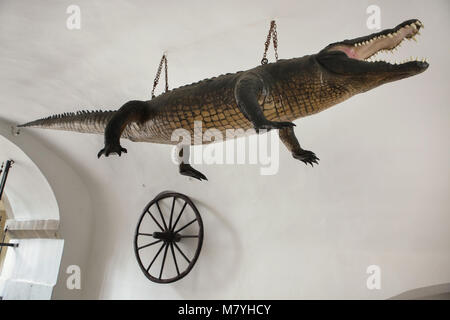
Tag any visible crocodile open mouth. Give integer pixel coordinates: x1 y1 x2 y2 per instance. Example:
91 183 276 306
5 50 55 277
326 19 427 66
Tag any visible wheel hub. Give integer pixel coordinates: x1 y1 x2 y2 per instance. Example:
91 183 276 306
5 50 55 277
152 231 181 243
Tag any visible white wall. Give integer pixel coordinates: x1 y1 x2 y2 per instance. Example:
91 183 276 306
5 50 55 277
0 0 448 299
0 239 64 300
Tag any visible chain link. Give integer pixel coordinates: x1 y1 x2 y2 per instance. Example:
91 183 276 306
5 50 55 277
151 53 169 99
261 20 278 65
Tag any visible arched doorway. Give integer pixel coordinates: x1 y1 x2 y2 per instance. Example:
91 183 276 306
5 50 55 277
0 134 63 300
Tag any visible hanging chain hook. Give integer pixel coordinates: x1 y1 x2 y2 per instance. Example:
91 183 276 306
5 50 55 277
261 20 279 65
151 53 169 99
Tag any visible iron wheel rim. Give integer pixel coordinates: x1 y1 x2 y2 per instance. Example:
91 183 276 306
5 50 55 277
134 191 204 283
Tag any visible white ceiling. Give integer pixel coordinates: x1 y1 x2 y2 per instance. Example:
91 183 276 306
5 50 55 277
0 0 449 299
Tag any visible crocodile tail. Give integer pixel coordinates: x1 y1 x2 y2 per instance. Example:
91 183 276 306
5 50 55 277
18 110 116 135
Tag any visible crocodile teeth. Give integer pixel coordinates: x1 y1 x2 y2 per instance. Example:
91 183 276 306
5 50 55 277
331 19 427 66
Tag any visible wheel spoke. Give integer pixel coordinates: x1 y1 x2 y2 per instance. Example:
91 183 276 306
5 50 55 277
168 197 176 231
171 201 188 232
156 201 168 231
173 242 191 264
138 239 162 250
138 233 154 236
147 210 164 232
174 218 197 234
170 243 180 276
146 242 166 272
178 235 199 239
159 243 169 279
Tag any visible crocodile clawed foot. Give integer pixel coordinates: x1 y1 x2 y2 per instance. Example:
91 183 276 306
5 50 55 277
97 144 128 158
293 150 320 167
179 163 208 181
255 120 296 133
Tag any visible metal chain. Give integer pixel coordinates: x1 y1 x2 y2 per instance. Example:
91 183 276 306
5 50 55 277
151 54 169 99
164 55 168 93
261 20 279 65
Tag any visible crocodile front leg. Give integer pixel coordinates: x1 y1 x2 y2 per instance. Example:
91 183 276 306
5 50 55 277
97 100 152 158
279 127 319 166
234 72 295 132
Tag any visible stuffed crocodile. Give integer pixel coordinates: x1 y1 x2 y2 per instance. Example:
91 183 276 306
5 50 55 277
20 19 428 181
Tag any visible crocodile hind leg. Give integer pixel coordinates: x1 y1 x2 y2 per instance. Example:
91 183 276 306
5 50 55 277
234 72 295 132
279 127 319 166
97 100 153 158
178 145 207 181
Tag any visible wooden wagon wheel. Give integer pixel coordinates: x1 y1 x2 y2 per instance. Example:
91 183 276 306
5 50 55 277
134 191 204 283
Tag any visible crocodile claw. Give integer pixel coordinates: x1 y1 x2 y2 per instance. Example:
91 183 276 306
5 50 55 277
293 150 320 167
179 163 208 181
97 145 128 158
